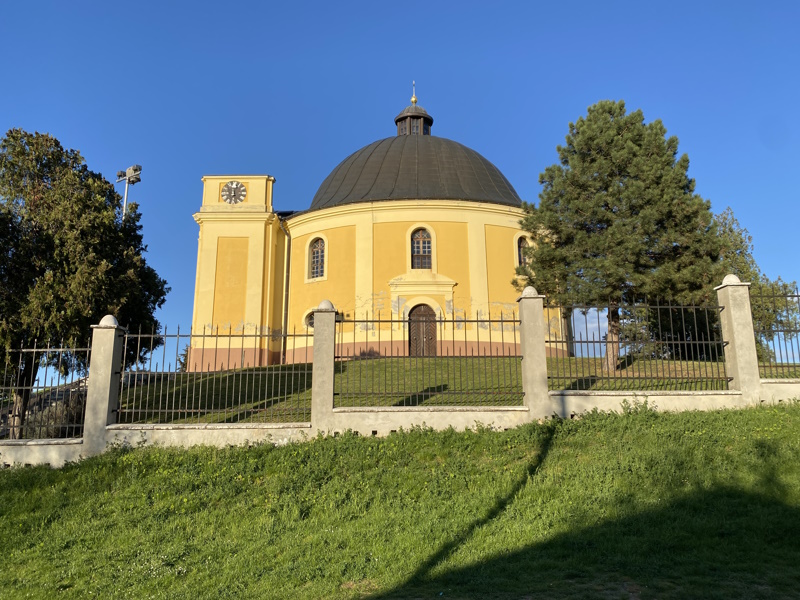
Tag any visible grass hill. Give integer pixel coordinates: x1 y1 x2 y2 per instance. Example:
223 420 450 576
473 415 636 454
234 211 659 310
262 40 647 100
2 402 799 599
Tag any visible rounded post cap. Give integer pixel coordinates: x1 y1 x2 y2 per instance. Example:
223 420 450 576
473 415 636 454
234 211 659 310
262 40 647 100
99 315 119 327
722 274 741 285
521 286 539 297
317 299 335 310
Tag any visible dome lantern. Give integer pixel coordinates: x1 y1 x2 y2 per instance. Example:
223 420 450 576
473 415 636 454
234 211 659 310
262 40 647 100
395 83 433 136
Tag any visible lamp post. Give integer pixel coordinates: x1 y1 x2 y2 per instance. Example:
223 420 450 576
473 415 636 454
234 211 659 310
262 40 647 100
115 164 142 218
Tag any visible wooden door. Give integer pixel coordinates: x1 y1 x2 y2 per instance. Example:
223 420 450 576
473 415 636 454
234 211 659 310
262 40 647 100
409 304 437 357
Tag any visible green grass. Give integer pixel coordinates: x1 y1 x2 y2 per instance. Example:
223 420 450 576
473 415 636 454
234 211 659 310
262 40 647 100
547 356 730 391
117 356 738 425
759 363 800 378
2 402 800 599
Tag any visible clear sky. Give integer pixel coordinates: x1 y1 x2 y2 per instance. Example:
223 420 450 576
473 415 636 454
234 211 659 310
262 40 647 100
1 1 798 330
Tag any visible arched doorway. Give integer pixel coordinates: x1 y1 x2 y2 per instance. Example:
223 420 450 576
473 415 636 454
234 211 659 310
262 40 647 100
409 304 437 357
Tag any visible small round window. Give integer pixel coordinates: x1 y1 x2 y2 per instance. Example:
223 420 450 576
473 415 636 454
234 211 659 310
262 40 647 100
305 313 315 329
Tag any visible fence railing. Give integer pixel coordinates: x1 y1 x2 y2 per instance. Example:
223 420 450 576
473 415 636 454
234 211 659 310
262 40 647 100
546 301 729 391
116 327 312 424
752 286 800 378
0 342 90 440
334 313 523 408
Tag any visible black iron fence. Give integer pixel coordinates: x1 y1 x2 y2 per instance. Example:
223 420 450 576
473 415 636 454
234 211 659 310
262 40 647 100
546 301 729 391
116 326 312 424
0 341 90 440
334 313 523 408
752 286 800 378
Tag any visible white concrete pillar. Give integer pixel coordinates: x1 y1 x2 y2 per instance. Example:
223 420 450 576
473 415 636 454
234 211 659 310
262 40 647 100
84 315 125 456
715 274 762 402
517 287 555 418
311 300 336 433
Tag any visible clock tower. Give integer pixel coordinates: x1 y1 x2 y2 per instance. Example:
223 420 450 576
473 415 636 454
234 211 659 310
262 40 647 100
191 175 287 367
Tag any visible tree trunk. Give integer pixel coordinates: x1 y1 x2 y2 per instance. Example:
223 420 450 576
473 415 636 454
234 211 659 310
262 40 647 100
9 353 35 440
605 304 621 372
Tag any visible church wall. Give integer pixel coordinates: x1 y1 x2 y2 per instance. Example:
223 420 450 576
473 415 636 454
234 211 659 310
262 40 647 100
485 224 522 316
372 221 406 316
212 237 249 332
429 221 471 316
288 225 357 330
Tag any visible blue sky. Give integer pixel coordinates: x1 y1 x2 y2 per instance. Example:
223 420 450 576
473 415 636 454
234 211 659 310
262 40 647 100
2 1 798 329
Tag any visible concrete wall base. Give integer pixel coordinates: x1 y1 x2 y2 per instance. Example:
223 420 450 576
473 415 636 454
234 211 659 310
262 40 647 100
547 390 748 417
760 380 800 403
0 439 85 468
105 424 312 448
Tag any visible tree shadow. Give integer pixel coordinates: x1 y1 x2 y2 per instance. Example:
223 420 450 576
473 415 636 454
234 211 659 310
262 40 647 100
372 424 555 594
393 384 449 407
368 438 800 599
563 376 598 390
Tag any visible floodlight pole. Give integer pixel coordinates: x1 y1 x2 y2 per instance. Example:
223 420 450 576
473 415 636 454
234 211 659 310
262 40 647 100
115 164 142 220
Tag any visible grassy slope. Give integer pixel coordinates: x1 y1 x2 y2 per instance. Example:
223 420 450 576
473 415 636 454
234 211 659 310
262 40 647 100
1 403 800 599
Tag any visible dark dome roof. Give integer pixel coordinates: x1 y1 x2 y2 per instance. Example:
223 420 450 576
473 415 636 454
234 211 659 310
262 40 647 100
309 135 522 212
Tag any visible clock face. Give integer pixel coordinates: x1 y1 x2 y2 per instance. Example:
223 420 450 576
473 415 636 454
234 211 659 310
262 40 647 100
221 180 247 204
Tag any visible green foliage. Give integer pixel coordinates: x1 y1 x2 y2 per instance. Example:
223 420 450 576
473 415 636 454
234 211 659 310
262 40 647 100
0 128 169 359
520 100 723 306
1 404 799 598
714 207 798 360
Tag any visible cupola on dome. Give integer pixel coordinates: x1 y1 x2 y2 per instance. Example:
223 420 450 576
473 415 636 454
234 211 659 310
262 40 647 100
309 96 522 212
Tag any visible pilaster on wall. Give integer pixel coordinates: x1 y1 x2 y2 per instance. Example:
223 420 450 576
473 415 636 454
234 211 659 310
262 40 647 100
84 315 126 456
311 301 337 432
715 274 762 402
517 287 553 418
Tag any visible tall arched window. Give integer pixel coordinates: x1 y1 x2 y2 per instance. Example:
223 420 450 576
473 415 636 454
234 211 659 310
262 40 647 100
309 238 325 278
517 237 529 268
411 228 432 269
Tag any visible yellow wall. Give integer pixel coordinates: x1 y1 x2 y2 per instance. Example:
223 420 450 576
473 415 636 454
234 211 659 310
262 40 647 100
192 192 538 360
212 237 249 331
289 226 356 329
485 224 523 314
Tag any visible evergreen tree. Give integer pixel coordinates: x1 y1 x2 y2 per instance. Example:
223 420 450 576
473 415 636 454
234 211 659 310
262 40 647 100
519 100 724 370
0 129 169 438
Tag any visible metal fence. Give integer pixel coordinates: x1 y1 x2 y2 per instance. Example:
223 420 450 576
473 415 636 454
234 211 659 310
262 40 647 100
117 326 312 424
752 286 800 378
0 341 90 440
334 313 523 408
546 301 729 391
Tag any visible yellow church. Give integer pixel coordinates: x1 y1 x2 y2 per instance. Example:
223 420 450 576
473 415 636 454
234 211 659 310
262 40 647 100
190 94 554 369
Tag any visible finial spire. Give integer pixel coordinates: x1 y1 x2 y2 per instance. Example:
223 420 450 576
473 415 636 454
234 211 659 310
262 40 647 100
411 80 417 105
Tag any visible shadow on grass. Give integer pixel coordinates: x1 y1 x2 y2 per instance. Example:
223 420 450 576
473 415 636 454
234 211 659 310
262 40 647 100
393 384 449 407
367 425 556 597
117 363 313 424
368 439 800 600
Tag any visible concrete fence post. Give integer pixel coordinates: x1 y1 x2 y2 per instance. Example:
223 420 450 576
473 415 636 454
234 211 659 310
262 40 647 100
311 300 337 433
715 274 762 403
517 286 556 419
83 315 125 456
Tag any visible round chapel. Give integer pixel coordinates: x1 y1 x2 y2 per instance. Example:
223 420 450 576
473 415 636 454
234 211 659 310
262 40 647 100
190 96 544 367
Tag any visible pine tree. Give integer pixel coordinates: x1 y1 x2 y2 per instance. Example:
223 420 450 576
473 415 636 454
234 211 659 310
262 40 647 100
520 100 724 370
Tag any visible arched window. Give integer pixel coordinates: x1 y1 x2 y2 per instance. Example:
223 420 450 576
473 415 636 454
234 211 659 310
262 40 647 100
517 237 529 268
411 228 432 269
309 238 325 278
